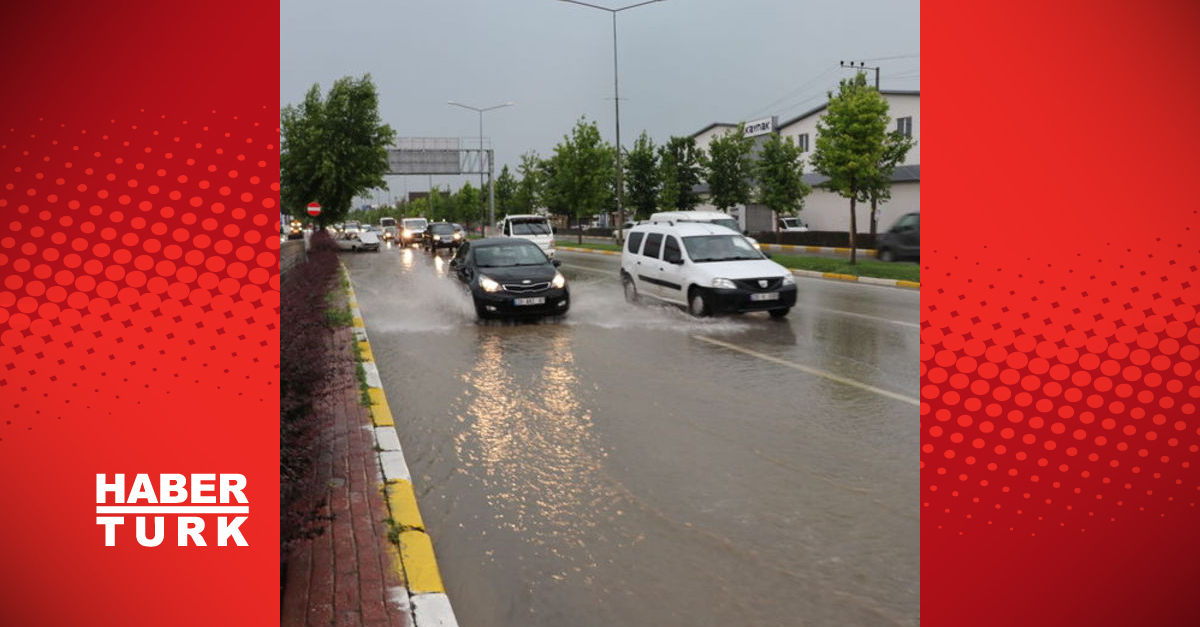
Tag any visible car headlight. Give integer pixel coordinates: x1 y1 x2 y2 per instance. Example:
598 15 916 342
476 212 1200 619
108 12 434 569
781 274 796 286
711 278 737 289
551 272 566 289
479 275 502 292
402 229 411 237
453 232 462 240
433 234 441 241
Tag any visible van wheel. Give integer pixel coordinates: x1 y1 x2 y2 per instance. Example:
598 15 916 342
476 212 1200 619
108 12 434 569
878 247 896 262
688 288 710 317
769 308 791 319
622 274 639 304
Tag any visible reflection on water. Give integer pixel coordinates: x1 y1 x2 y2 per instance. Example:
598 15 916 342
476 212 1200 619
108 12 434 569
400 247 415 269
453 329 618 581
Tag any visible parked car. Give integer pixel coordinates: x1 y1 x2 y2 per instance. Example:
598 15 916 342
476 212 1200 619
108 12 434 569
876 212 920 262
497 214 555 257
778 216 809 232
335 230 380 252
620 222 796 318
422 221 464 251
400 217 428 246
449 238 569 319
611 221 636 244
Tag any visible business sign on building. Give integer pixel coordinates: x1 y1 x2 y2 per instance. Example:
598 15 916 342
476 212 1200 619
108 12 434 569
743 117 777 137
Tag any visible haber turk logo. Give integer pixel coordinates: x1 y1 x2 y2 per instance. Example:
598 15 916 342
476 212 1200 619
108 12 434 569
95 474 250 547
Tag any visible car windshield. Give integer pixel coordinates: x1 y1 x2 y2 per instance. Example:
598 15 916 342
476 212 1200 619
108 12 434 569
474 244 549 267
429 223 455 234
403 219 427 229
380 218 396 227
682 235 764 262
510 220 551 235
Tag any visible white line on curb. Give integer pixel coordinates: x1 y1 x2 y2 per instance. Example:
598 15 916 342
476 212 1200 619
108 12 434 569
363 362 383 389
692 335 920 406
379 450 412 483
374 427 403 452
411 593 459 627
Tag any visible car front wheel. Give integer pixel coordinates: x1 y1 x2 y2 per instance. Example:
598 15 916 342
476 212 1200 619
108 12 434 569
769 308 790 319
878 247 896 262
688 287 710 317
622 274 639 304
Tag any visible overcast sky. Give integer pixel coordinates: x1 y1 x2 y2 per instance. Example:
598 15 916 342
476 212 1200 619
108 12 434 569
281 0 919 202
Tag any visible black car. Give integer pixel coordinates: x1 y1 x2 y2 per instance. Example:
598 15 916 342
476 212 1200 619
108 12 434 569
422 222 464 251
450 238 569 319
876 212 920 262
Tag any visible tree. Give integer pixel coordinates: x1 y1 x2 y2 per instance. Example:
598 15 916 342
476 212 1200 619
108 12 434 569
545 118 613 243
703 125 755 212
281 75 396 228
866 130 916 238
454 182 481 226
755 133 811 234
658 136 703 211
810 72 891 264
513 151 543 216
624 131 660 220
495 165 518 218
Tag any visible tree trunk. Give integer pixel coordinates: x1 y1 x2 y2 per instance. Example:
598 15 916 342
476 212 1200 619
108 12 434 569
849 196 858 265
869 197 878 240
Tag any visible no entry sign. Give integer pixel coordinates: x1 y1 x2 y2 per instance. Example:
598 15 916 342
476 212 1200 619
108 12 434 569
307 202 321 217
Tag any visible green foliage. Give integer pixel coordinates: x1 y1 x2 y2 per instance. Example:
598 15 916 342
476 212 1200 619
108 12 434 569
513 151 543 215
544 118 613 227
658 136 703 211
453 182 482 225
624 132 660 219
810 72 891 202
810 72 893 263
281 75 397 227
703 126 755 211
754 133 810 217
495 165 518 218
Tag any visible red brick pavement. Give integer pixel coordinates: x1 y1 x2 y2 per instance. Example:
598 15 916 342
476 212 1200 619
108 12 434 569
282 325 412 627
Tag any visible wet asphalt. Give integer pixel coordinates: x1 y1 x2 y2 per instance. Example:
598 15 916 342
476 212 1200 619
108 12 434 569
342 243 920 627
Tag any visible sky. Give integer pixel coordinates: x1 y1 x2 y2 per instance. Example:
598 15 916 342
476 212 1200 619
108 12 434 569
280 0 920 203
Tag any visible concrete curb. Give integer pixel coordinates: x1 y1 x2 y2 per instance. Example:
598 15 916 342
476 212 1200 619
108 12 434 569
555 246 920 290
343 266 460 627
758 242 878 258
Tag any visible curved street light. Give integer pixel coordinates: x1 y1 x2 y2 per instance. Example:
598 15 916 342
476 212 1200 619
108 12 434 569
447 101 516 228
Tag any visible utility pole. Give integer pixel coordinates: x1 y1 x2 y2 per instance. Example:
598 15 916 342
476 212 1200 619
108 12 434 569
558 0 668 242
840 60 880 90
448 101 514 231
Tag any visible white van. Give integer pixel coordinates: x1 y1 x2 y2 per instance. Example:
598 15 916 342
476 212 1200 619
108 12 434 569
400 217 428 246
648 211 759 247
619 222 796 318
498 214 555 257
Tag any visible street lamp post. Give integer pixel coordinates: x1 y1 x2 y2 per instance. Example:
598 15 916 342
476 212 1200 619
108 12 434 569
447 101 514 231
558 0 667 241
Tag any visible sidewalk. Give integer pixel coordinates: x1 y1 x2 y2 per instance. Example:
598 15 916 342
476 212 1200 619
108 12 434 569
281 322 413 627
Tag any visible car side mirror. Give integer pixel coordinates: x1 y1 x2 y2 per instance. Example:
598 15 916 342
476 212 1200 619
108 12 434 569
449 258 459 268
551 258 562 267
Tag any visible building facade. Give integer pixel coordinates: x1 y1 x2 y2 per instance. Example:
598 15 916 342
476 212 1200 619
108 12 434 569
690 90 920 234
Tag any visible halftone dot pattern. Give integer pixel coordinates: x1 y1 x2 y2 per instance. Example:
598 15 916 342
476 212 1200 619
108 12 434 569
0 108 281 442
921 228 1200 534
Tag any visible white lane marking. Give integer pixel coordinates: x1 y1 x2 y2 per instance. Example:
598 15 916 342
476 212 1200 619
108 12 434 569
794 304 919 329
691 335 920 406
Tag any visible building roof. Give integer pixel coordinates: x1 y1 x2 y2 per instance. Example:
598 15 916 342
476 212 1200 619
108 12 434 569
801 164 921 186
690 90 921 138
688 122 738 139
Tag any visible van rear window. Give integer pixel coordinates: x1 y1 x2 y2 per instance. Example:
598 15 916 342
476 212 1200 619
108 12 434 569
509 220 551 235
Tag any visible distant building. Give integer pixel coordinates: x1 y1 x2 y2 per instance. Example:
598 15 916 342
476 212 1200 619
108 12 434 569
690 90 919 234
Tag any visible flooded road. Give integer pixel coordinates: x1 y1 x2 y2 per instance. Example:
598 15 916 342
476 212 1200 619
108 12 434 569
343 244 919 627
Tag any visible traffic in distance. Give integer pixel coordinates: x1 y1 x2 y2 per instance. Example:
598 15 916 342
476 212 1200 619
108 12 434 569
285 210 920 321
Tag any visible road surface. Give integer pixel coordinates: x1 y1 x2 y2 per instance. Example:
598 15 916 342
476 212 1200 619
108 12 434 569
342 243 919 627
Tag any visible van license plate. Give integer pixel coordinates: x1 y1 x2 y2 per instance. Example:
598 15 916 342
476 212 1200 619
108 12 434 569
513 297 546 306
750 292 780 301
